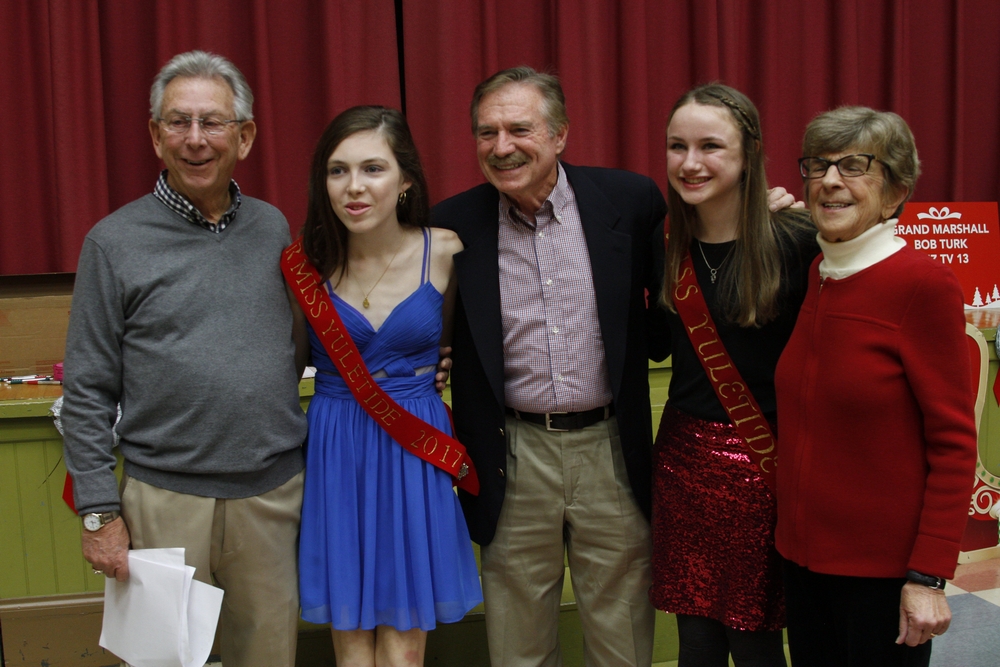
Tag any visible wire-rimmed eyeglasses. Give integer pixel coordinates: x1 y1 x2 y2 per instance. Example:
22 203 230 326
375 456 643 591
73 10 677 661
157 114 244 135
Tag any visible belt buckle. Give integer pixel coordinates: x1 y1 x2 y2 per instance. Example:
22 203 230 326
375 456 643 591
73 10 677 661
545 412 570 432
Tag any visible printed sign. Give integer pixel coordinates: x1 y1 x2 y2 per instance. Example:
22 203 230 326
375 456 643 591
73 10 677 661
896 203 1000 328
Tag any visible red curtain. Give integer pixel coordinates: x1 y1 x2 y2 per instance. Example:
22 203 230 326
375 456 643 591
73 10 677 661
0 0 400 275
404 0 1000 207
3 0 1000 274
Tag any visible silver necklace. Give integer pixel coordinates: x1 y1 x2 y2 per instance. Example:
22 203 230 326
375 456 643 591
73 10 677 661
697 240 734 284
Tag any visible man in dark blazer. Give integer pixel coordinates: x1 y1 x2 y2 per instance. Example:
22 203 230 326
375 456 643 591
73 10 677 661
431 66 667 667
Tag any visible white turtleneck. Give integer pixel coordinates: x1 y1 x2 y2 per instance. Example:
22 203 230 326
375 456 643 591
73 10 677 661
816 219 907 280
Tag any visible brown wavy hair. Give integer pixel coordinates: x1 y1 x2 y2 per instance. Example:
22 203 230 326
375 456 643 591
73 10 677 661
301 106 430 280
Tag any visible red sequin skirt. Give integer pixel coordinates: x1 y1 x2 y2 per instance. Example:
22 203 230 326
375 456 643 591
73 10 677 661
649 405 785 631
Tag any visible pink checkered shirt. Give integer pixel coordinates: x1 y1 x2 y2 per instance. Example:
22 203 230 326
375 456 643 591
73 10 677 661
498 164 613 413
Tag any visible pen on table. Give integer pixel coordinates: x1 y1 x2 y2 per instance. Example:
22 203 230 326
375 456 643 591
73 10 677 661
7 378 61 385
2 374 50 382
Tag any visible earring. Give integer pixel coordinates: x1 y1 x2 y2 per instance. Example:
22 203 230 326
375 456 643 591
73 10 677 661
397 191 408 206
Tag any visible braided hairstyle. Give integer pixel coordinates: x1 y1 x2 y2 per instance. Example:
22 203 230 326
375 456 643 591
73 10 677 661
661 83 812 327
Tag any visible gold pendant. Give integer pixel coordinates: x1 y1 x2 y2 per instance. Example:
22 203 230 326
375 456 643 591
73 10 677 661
362 297 370 309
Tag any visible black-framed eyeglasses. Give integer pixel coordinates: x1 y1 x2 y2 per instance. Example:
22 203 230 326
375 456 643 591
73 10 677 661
798 153 883 179
158 114 244 135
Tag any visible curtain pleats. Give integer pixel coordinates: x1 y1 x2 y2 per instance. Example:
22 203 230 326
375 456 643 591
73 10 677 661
2 0 999 274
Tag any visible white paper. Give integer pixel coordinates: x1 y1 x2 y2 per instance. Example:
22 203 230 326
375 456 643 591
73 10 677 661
100 548 224 667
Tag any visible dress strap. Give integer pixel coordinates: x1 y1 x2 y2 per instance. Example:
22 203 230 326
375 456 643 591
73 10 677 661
420 227 431 285
280 238 480 494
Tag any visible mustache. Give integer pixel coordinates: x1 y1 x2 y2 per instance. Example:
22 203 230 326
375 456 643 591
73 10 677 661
487 152 528 169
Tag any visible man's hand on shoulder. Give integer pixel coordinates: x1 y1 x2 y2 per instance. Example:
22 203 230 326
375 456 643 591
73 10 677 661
767 186 805 211
82 516 131 581
431 226 464 256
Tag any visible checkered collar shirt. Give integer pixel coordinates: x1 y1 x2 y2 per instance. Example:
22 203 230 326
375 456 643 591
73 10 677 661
153 170 242 233
497 163 613 413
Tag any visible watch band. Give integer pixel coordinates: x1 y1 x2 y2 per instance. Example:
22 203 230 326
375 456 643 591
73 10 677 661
906 569 946 590
82 510 120 531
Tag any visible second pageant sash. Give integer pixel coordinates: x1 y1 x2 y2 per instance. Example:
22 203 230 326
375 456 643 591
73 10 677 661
672 251 778 492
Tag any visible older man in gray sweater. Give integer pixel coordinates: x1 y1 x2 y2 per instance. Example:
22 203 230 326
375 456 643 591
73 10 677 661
61 51 307 667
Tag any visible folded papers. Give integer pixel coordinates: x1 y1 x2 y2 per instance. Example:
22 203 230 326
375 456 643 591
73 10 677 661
100 548 223 667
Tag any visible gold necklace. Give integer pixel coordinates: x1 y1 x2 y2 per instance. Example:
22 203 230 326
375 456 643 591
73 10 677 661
697 239 734 284
351 242 404 309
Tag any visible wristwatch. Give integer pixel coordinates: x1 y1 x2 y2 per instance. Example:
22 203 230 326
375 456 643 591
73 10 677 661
82 511 120 532
906 569 946 590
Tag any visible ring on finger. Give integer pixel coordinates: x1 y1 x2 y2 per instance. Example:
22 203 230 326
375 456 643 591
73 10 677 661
93 569 103 575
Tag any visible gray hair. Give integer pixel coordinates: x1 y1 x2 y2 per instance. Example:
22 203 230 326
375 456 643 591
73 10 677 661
470 66 568 137
802 106 920 216
149 50 254 121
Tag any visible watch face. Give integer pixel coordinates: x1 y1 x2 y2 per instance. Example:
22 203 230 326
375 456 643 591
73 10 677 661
83 514 101 531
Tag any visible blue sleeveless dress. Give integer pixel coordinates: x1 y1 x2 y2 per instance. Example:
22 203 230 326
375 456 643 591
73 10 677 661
298 229 482 631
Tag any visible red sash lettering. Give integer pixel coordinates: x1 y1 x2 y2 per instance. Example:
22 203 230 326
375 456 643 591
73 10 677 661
281 239 479 495
671 251 778 492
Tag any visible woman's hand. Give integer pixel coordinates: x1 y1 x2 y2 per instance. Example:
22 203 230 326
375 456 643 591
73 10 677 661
897 581 951 646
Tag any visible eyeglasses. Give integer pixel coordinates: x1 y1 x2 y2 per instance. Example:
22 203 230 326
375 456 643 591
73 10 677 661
158 114 244 135
798 153 883 179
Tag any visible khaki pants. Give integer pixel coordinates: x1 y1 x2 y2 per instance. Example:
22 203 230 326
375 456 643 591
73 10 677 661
481 416 654 667
120 471 304 667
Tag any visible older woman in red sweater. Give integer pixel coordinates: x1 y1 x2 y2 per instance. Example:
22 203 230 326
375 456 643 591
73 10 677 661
774 107 978 667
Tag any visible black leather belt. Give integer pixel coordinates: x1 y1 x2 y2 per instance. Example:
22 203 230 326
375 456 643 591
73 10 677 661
505 405 615 432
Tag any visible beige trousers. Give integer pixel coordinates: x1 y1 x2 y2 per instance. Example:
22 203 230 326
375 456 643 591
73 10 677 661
481 416 654 667
120 471 304 667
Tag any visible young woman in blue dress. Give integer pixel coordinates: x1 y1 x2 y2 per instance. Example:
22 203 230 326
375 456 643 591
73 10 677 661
290 106 481 667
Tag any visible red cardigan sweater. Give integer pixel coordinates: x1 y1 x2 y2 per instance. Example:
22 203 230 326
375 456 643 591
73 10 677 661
774 247 978 580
